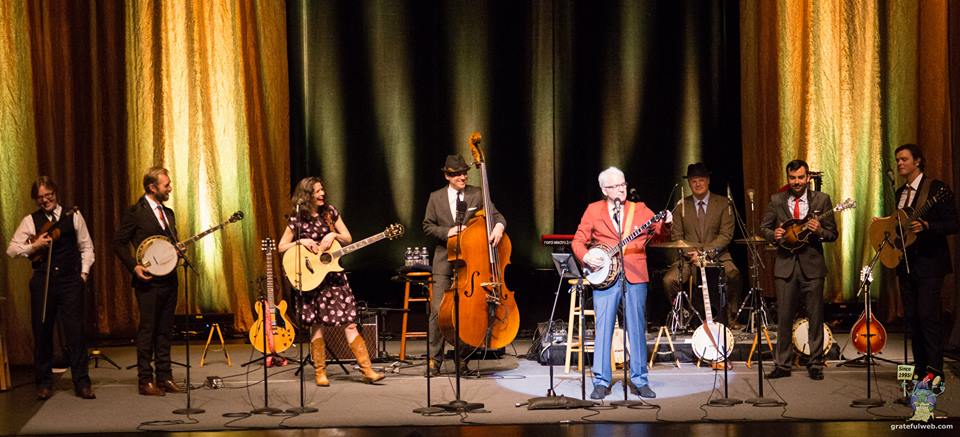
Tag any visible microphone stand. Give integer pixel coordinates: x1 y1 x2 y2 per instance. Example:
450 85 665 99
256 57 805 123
850 240 888 407
886 171 914 405
436 198 483 412
168 221 204 415
287 202 318 414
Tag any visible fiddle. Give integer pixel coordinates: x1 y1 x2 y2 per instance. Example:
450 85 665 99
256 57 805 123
27 206 79 262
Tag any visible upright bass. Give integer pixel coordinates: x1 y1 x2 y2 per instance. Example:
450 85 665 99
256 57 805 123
438 132 520 350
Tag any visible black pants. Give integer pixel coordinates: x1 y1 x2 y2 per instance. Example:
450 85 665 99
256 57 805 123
29 269 89 390
134 276 178 384
898 269 945 374
773 263 825 371
428 272 473 361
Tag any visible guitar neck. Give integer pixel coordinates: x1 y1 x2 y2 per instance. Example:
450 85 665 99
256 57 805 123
265 251 276 307
334 232 387 257
606 212 661 255
699 266 714 323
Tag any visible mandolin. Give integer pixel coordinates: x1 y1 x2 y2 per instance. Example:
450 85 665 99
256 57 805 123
849 267 887 354
778 198 856 253
250 238 295 356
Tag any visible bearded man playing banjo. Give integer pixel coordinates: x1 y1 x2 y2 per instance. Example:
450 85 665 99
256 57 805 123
572 167 669 400
113 167 185 396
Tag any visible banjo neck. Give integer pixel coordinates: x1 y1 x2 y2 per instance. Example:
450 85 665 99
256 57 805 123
603 209 666 257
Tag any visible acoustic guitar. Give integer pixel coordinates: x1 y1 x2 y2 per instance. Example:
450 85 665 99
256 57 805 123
282 224 404 291
869 186 950 269
250 238 295 355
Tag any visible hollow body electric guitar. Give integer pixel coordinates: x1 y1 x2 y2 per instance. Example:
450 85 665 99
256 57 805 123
690 252 735 363
777 198 856 253
137 211 244 276
869 186 950 269
282 224 404 291
250 238 295 356
583 210 667 289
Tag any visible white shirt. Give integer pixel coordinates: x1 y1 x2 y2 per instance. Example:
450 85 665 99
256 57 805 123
6 204 95 274
694 194 710 215
607 201 624 234
898 173 923 209
787 191 809 219
447 186 464 223
146 196 170 229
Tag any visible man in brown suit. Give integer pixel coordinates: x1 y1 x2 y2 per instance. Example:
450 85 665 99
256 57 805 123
662 163 741 326
760 159 837 381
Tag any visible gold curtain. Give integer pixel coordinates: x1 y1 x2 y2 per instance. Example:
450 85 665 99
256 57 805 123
741 0 957 310
0 0 288 364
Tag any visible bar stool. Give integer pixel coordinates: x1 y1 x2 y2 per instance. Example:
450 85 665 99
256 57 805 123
400 271 433 361
564 279 596 373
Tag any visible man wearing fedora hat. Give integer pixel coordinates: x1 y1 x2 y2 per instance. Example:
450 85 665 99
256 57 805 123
422 154 506 374
662 162 741 328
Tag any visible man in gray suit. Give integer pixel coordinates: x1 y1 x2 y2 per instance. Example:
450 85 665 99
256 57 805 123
422 155 506 373
760 159 837 381
663 163 741 326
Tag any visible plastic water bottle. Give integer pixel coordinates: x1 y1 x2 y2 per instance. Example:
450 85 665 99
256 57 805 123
420 247 430 266
404 247 413 267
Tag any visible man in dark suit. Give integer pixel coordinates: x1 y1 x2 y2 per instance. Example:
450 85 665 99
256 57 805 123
422 155 506 373
892 144 958 378
663 163 741 326
760 159 838 380
113 167 185 396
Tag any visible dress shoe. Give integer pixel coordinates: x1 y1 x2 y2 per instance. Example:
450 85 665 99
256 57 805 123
427 358 442 376
458 360 478 377
138 382 166 396
76 386 96 399
37 386 54 401
808 367 824 380
765 367 792 379
629 383 657 398
589 384 611 400
159 379 184 393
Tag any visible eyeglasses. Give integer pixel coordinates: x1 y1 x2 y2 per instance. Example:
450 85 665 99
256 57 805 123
602 183 626 189
36 193 56 200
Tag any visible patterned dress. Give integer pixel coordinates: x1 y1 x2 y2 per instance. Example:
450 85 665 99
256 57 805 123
287 205 358 327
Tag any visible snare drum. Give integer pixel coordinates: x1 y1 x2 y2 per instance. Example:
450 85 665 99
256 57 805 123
791 318 833 356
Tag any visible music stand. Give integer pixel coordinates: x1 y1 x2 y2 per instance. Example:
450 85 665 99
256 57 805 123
521 254 596 410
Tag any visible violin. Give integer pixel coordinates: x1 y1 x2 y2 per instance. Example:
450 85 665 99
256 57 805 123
27 206 79 262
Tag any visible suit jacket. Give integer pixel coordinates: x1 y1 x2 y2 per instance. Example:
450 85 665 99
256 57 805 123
760 190 838 279
422 185 507 276
572 200 666 284
896 177 959 278
669 192 734 262
113 196 179 283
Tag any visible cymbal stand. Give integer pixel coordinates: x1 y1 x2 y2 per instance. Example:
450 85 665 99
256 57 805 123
666 260 699 334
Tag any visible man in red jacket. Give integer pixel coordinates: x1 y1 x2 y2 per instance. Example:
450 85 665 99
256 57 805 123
572 167 668 399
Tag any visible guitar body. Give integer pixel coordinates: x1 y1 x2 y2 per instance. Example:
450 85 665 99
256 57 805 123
249 299 296 354
281 240 344 291
850 311 887 354
869 209 916 269
583 245 620 289
691 321 735 362
778 218 815 253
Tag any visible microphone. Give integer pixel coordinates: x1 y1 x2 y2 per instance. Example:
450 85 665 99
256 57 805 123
885 168 897 190
746 188 755 213
455 194 467 224
628 188 639 202
680 182 685 218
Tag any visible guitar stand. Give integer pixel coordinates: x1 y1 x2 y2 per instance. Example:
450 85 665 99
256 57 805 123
745 324 775 369
648 326 681 368
89 349 121 370
200 323 231 367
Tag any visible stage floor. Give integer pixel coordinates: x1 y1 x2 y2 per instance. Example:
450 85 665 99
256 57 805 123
0 334 955 434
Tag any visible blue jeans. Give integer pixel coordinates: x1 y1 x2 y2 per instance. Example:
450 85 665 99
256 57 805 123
591 280 649 388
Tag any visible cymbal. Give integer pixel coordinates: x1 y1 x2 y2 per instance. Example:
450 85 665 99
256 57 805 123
734 236 767 244
650 239 701 249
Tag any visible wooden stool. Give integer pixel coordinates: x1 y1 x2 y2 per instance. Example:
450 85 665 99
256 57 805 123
400 271 433 361
200 323 231 367
0 331 10 391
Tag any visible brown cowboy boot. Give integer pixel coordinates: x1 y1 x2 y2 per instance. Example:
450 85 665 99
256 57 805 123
349 337 385 383
312 338 329 386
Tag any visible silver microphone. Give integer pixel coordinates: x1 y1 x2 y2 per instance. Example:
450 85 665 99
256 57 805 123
680 182 685 218
726 183 733 215
746 188 755 212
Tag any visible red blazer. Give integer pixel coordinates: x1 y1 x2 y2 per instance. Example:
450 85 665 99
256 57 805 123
572 200 665 284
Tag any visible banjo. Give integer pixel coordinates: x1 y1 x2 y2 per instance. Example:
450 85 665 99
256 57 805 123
690 252 735 363
583 209 666 289
137 211 244 276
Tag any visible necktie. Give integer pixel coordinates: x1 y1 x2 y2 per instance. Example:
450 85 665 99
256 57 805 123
613 208 621 234
156 205 169 230
793 197 801 219
899 186 913 209
697 201 706 234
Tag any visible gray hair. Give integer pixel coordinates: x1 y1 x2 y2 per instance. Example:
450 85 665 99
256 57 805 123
598 166 624 188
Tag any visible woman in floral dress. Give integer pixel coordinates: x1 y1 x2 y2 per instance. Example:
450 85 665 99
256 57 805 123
278 177 384 385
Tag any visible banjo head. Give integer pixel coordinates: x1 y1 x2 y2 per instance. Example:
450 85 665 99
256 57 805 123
791 318 833 356
691 321 735 362
137 236 178 276
584 246 616 287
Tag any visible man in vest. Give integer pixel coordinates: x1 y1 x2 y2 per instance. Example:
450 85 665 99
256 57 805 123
6 176 96 400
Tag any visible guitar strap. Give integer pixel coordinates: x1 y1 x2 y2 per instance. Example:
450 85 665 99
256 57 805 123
623 202 637 251
913 175 931 212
